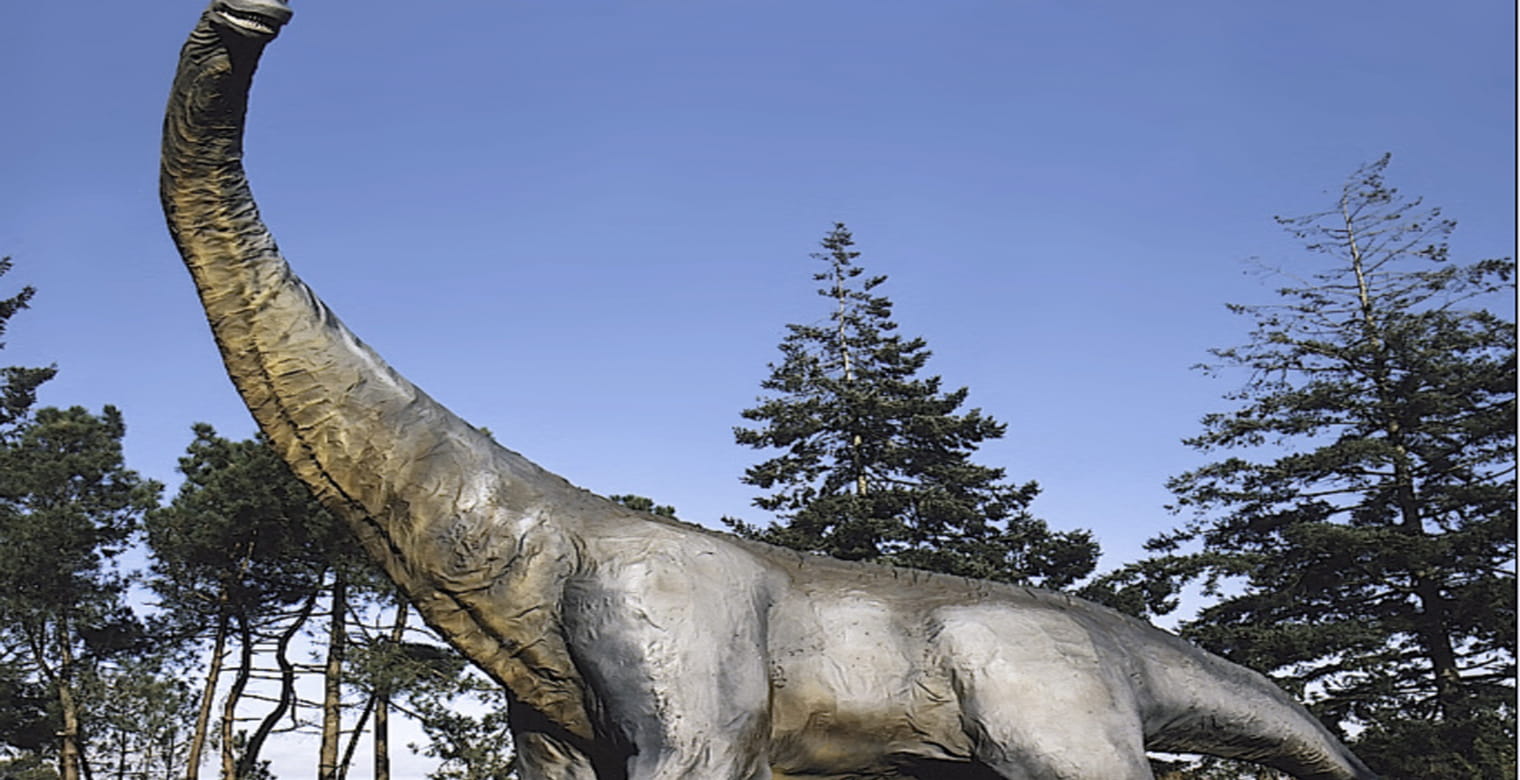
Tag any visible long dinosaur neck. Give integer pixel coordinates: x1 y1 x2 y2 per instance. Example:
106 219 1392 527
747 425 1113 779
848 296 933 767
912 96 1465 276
161 14 464 575
161 11 594 740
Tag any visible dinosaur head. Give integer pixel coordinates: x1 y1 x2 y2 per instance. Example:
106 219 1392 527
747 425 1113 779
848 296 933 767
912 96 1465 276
207 0 292 41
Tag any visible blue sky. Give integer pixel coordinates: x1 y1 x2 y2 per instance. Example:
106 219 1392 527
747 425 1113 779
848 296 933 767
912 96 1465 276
4 2 1514 590
2 1 1514 776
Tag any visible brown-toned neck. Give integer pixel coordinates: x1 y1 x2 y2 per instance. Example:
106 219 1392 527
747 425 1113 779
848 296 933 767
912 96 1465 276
161 14 430 554
160 13 596 740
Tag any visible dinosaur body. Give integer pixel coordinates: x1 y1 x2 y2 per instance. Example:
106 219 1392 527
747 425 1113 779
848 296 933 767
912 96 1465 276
161 3 1379 778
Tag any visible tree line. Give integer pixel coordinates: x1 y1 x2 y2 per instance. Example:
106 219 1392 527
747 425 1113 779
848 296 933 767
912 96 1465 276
0 382 513 778
0 156 1512 779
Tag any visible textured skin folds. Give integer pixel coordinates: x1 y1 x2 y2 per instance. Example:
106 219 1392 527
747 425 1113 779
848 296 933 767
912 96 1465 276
160 4 1380 778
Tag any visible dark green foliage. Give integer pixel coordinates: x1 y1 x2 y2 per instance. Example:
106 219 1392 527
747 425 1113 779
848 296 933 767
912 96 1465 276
337 599 519 778
0 261 248 776
333 604 516 780
1093 156 1515 776
81 655 198 780
0 407 155 616
0 259 62 771
348 616 464 704
147 424 342 624
0 258 55 434
147 425 509 777
609 494 678 519
731 223 1098 588
1349 711 1513 778
0 755 58 780
0 660 52 755
144 425 372 777
0 406 159 779
227 732 276 780
408 680 518 780
1354 710 1516 780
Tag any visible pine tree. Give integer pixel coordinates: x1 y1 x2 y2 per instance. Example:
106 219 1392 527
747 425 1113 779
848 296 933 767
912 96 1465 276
1097 156 1515 777
410 679 518 780
145 425 361 780
730 223 1097 588
0 256 57 772
339 595 412 780
147 425 422 780
82 653 198 780
0 406 160 780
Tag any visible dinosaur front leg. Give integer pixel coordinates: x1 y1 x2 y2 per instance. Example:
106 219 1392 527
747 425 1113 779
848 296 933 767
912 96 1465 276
563 533 775 779
567 604 773 780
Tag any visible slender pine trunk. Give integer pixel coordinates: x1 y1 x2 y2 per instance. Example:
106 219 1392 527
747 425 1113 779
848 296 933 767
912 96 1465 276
114 728 129 780
186 604 230 780
56 617 83 780
337 695 375 780
374 694 391 780
319 572 348 780
374 602 409 780
831 261 867 498
78 746 95 780
239 593 317 777
220 616 254 780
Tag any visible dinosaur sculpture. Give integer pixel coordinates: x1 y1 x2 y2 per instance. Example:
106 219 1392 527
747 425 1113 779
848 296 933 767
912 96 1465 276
160 3 1380 778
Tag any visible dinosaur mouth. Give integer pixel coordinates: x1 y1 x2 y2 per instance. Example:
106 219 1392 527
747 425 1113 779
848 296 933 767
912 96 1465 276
212 2 291 37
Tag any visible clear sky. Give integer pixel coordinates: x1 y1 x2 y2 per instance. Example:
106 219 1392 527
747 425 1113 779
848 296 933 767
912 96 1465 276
2 1 1514 775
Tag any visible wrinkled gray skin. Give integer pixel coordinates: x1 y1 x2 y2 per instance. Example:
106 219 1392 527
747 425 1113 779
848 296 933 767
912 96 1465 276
161 3 1380 779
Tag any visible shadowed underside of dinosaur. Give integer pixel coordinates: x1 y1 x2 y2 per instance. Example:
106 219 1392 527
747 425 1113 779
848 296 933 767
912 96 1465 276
159 2 1380 778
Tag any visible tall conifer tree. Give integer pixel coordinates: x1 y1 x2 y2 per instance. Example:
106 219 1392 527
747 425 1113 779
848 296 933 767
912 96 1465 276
0 257 55 769
146 426 363 779
0 260 156 779
0 406 159 780
731 223 1097 589
1097 156 1515 778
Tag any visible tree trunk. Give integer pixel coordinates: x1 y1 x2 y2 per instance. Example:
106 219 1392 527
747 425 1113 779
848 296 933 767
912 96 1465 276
319 572 348 780
220 616 254 780
114 728 128 780
56 617 83 780
240 593 317 777
337 695 375 780
374 602 409 780
1393 462 1466 717
1344 203 1465 718
374 695 392 780
186 606 230 780
831 261 868 498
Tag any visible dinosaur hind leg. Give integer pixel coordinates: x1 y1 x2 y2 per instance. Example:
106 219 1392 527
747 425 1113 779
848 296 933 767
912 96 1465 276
934 604 1154 780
